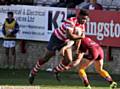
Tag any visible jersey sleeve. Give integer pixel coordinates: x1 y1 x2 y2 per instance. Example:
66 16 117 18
62 18 76 31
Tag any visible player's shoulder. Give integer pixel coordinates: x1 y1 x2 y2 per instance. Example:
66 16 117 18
64 17 77 26
83 37 91 41
82 37 93 44
67 17 77 22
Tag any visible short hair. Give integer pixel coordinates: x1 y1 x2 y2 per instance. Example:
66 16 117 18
79 9 89 16
7 11 14 16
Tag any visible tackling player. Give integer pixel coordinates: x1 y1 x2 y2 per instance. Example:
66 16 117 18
78 37 117 89
54 37 117 89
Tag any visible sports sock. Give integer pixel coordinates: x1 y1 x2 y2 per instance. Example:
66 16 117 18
53 63 67 73
99 69 113 84
79 69 90 86
31 58 46 75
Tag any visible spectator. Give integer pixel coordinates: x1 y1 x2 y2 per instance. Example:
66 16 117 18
0 0 11 5
76 0 90 9
2 12 19 69
84 0 103 10
50 0 66 7
51 0 76 8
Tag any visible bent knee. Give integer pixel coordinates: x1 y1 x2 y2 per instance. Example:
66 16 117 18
96 68 103 73
62 59 72 66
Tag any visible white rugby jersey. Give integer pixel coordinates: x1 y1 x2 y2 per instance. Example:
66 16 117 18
53 17 85 42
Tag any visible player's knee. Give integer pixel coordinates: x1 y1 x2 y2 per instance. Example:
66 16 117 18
43 56 51 62
61 59 71 66
44 52 55 61
96 68 102 73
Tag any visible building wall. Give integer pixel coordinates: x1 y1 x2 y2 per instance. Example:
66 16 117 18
0 40 120 74
0 41 60 69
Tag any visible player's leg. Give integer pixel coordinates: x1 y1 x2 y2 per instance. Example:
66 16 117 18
53 47 74 81
78 59 93 89
9 41 16 69
94 59 117 89
3 40 10 68
29 34 60 76
53 39 82 73
94 59 113 83
11 47 16 69
78 47 98 88
29 48 55 84
5 47 9 68
70 52 84 68
53 47 73 72
61 47 73 67
31 49 55 75
53 58 67 82
29 34 64 84
54 51 84 72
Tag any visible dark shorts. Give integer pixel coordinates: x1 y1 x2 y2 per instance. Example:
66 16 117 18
84 46 104 61
47 34 66 52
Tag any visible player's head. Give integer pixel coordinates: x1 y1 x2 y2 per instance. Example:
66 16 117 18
7 11 14 19
77 9 89 24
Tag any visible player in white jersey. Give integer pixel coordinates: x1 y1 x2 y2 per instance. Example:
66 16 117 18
28 9 89 84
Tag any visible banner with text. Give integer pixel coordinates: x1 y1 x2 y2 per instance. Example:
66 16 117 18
68 9 120 47
86 10 120 47
0 5 67 41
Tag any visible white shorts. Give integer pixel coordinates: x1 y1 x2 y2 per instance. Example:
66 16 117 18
3 40 16 48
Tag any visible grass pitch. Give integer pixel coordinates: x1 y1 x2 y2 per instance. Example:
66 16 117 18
0 69 119 89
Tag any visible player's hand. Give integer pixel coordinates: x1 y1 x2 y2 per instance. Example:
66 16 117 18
76 49 79 55
6 29 13 36
80 32 85 38
6 33 13 37
6 31 11 35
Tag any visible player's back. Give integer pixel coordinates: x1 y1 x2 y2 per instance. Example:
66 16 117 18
80 37 99 52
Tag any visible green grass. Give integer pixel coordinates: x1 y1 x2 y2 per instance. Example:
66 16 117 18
0 69 120 89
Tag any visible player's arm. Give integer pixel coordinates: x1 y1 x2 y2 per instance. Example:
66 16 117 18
66 52 84 70
11 21 19 35
72 52 84 67
63 18 85 40
75 39 81 54
2 23 6 36
66 27 85 40
60 40 74 56
65 40 84 69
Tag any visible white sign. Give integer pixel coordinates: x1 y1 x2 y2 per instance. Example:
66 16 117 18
0 5 67 41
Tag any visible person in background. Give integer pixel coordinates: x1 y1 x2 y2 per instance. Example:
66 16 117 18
84 0 103 10
2 11 19 69
76 0 90 9
0 0 11 5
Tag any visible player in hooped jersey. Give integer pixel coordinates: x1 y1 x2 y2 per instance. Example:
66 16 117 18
28 9 89 84
54 37 117 89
